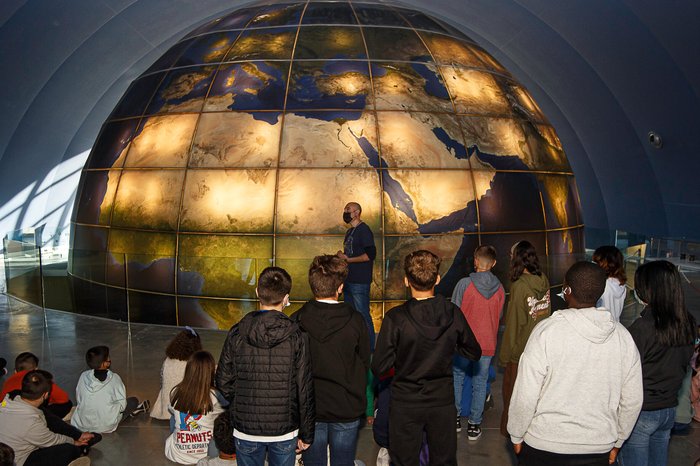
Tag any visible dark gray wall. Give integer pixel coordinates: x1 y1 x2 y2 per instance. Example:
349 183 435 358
1 0 698 247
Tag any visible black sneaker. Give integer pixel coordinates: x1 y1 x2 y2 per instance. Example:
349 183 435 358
467 423 481 441
130 399 150 416
456 416 462 433
79 432 102 455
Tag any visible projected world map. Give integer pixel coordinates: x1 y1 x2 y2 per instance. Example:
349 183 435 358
69 1 583 329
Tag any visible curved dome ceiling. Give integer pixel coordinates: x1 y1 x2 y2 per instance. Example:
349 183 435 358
0 0 699 245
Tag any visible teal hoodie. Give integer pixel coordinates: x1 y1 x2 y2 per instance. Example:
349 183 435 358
71 369 127 433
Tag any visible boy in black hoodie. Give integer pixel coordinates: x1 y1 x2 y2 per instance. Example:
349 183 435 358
292 254 370 466
372 250 481 466
216 267 315 466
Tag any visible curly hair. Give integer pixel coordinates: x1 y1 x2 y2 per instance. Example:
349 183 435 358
165 329 203 361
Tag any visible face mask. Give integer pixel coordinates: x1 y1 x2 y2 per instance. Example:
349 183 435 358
343 212 353 224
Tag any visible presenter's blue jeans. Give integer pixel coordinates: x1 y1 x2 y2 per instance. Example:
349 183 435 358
302 419 361 466
453 354 492 425
618 407 675 466
235 437 297 466
344 282 375 351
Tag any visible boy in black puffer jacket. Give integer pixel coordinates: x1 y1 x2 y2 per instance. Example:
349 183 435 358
216 267 315 466
292 254 370 466
372 250 481 466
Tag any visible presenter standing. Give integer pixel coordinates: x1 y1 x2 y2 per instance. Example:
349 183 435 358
337 202 376 350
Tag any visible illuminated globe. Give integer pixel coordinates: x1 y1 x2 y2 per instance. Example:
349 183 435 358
69 1 584 329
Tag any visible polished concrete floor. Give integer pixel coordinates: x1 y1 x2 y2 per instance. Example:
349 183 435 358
1 294 699 465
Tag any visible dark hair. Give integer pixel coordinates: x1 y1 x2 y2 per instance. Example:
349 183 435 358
257 267 292 306
0 442 14 466
510 240 542 282
308 254 348 298
564 261 607 306
474 245 497 263
86 346 110 370
170 351 216 415
14 352 39 372
213 412 235 455
165 329 203 361
20 370 52 400
404 250 441 291
634 260 696 347
592 245 627 285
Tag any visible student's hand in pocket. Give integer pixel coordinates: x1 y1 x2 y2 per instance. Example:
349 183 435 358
609 447 619 464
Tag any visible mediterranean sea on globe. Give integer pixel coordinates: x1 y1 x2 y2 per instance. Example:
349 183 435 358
69 0 584 329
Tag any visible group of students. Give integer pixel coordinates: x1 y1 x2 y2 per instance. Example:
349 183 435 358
450 242 698 466
1 240 699 466
0 347 149 466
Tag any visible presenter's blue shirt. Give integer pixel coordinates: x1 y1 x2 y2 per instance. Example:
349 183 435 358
343 222 375 284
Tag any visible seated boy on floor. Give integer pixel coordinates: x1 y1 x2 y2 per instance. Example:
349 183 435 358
197 411 237 465
1 352 73 418
0 370 95 466
71 346 149 433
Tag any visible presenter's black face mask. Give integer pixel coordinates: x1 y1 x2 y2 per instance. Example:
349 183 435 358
343 212 353 224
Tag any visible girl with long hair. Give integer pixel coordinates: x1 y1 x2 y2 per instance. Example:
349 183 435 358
619 260 696 466
165 351 225 464
152 327 203 422
497 240 551 438
592 245 628 322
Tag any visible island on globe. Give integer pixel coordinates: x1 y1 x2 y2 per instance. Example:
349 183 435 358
69 0 584 330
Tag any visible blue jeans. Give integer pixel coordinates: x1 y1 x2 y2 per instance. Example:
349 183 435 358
453 354 492 425
235 437 297 466
343 282 375 351
302 419 361 466
618 407 675 466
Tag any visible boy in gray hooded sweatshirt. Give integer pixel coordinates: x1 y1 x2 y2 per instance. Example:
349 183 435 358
507 261 643 466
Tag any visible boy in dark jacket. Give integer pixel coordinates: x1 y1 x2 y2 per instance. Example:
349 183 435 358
292 254 370 466
216 267 315 466
372 250 481 466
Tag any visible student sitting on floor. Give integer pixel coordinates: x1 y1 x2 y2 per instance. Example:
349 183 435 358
151 327 203 425
3 364 97 447
71 346 149 433
197 411 237 465
165 351 225 464
0 370 95 466
1 352 73 419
